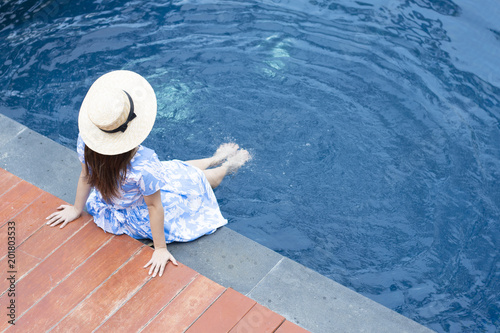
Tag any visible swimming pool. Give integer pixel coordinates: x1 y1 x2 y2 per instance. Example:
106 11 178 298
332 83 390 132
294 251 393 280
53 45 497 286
1 0 499 331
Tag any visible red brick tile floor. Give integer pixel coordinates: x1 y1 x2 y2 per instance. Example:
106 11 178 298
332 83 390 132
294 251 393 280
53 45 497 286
0 168 310 332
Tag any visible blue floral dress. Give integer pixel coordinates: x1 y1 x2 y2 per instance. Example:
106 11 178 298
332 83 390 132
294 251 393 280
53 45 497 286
77 134 227 243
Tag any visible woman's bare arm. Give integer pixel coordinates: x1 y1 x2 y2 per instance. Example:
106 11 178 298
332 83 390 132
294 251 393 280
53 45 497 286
143 190 178 277
46 162 92 228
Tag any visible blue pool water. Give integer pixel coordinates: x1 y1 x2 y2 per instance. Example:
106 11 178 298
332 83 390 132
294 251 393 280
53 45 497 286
1 1 499 331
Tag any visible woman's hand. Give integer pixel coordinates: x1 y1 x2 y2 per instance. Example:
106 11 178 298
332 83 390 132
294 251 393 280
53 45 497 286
144 247 178 277
46 205 82 228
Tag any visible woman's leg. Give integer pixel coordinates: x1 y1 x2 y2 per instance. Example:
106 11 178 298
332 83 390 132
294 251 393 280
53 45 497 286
185 142 239 170
203 149 251 189
203 165 229 189
185 158 215 171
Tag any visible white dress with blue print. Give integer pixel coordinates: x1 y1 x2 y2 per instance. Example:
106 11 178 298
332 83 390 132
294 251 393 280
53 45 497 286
77 134 227 243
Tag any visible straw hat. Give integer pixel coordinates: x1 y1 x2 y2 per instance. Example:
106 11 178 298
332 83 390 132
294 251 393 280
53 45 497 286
78 70 157 155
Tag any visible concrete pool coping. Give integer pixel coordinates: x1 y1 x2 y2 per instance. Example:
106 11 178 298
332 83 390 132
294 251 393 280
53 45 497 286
0 113 432 332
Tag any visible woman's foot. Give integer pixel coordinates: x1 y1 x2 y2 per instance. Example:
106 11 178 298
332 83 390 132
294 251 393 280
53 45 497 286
222 149 251 174
211 143 239 167
203 148 251 188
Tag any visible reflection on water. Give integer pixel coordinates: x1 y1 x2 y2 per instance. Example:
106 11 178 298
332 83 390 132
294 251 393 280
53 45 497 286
1 0 499 331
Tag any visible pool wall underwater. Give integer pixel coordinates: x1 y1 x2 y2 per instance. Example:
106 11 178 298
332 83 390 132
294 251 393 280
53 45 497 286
0 114 432 332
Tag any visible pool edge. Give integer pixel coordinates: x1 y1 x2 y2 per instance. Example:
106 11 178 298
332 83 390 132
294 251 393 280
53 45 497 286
0 113 433 333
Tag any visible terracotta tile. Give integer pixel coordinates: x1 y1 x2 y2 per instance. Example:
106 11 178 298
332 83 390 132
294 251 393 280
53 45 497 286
0 169 21 199
144 275 226 333
229 303 285 333
0 220 111 332
51 247 155 332
0 215 93 285
274 320 310 333
17 192 67 240
186 288 256 333
0 167 9 178
0 192 66 260
7 236 143 332
0 216 95 331
16 247 44 272
0 181 44 222
0 247 42 292
0 170 297 333
96 263 198 332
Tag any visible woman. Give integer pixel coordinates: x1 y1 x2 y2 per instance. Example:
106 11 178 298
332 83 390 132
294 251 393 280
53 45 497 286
46 70 250 278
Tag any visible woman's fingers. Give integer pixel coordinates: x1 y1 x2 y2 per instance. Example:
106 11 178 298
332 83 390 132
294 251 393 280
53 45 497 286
146 258 158 276
158 262 166 277
170 255 178 266
46 205 69 223
144 251 178 277
50 214 65 226
46 214 63 226
147 261 166 277
150 262 159 276
46 205 80 228
46 211 60 220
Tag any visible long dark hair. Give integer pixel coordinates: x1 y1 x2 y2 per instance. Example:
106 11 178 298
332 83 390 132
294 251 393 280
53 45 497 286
84 145 136 203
